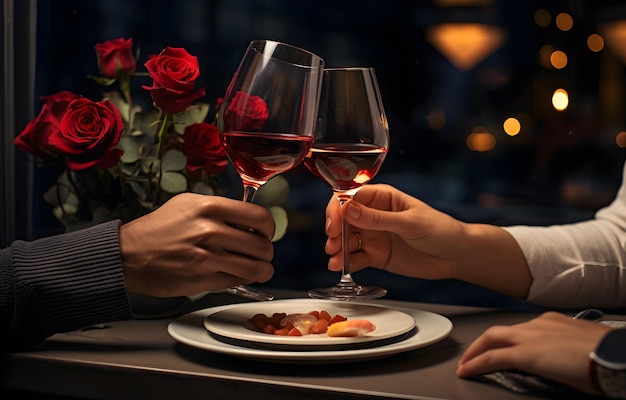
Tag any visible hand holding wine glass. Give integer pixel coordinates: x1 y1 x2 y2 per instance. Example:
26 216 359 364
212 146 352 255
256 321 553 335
217 40 325 300
304 67 390 300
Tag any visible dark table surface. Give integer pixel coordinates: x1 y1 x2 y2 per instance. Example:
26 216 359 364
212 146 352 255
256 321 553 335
0 289 604 399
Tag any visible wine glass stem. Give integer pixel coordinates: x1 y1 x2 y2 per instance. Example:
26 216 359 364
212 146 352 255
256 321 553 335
242 184 258 203
339 198 357 287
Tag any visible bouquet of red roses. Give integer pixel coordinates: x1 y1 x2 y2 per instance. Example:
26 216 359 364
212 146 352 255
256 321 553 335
14 38 231 230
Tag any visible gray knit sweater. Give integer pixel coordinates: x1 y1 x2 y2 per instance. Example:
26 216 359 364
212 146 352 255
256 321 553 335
0 220 134 351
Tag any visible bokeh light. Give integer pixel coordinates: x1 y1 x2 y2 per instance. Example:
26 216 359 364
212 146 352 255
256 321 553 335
555 13 573 31
503 117 521 136
467 127 496 152
538 44 555 68
534 9 551 27
550 50 568 69
552 88 569 111
616 131 626 148
587 34 604 52
426 109 446 130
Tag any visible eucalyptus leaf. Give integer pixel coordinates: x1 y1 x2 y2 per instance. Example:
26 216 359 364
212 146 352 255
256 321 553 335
269 206 288 242
256 175 290 206
43 183 79 207
161 171 187 193
119 137 141 163
162 149 187 172
120 162 137 176
173 103 210 134
130 180 149 201
134 109 161 135
102 91 130 123
191 181 216 195
141 156 161 175
89 75 117 86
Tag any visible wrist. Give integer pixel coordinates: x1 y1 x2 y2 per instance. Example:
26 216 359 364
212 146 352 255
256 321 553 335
589 329 626 399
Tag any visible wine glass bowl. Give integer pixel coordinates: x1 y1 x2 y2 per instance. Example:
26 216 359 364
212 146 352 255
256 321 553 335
216 40 324 301
304 67 390 300
218 40 324 201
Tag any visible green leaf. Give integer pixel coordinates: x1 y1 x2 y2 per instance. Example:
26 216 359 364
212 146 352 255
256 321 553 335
134 109 161 136
269 206 288 242
88 75 117 86
161 171 187 193
162 149 187 172
141 156 161 175
172 103 210 134
119 136 141 163
129 180 149 201
190 181 216 195
43 182 79 207
102 91 130 122
256 175 289 206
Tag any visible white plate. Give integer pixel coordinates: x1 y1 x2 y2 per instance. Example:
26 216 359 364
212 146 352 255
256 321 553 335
168 301 453 363
203 299 416 346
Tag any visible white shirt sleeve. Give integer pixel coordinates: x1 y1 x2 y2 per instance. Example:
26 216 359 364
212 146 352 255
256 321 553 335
502 162 626 309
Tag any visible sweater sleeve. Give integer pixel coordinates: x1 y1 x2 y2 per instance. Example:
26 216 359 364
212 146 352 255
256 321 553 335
503 162 626 310
1 220 134 351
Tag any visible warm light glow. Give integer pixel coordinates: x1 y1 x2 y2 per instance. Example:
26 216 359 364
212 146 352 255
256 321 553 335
552 88 569 111
534 9 551 28
600 21 626 64
555 13 573 31
467 128 496 152
503 117 521 136
426 23 506 71
616 131 626 148
538 44 555 68
550 50 568 69
587 34 604 52
426 110 446 130
354 172 372 185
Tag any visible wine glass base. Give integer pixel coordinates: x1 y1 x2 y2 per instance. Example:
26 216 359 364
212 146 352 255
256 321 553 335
308 285 387 301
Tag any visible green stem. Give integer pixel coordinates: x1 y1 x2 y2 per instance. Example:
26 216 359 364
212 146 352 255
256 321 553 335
156 112 170 157
119 75 132 122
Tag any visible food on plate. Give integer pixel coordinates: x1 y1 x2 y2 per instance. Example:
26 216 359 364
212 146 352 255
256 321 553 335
326 319 377 337
247 309 376 337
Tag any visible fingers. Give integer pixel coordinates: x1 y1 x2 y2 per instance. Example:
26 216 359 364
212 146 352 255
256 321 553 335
354 231 363 252
456 325 517 377
218 224 275 262
196 195 276 240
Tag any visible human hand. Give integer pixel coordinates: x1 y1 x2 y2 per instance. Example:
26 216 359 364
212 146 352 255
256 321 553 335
457 311 612 395
324 184 465 279
325 184 532 298
120 193 275 297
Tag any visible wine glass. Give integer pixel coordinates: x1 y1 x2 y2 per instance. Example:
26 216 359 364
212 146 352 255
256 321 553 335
304 67 390 300
217 40 325 301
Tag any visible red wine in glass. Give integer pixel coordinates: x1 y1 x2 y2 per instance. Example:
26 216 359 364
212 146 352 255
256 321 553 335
221 131 313 188
304 143 387 192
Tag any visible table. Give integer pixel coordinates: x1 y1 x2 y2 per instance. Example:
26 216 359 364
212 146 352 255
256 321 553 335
0 290 600 399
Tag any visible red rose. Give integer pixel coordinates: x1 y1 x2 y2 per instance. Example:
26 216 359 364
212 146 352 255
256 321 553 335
222 91 269 131
182 123 228 176
142 47 206 114
14 91 81 160
48 98 124 171
94 37 136 78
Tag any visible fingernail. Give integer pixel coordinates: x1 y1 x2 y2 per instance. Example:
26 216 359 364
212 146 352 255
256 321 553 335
347 202 361 219
325 217 331 233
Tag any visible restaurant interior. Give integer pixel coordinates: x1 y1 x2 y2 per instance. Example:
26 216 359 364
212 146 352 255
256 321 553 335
4 0 626 310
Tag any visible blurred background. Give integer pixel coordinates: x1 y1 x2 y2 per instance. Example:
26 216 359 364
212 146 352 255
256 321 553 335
6 0 626 309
